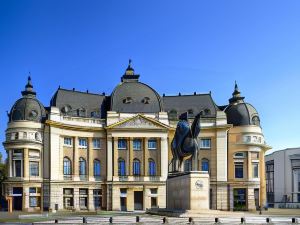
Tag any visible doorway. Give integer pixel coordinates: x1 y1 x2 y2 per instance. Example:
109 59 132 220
120 197 127 211
134 191 143 210
12 187 23 211
233 188 247 211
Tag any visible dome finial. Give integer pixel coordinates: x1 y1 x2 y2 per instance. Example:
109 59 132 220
125 59 134 75
22 74 36 97
229 80 244 104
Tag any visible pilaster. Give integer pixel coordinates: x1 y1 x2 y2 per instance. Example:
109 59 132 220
88 137 94 181
260 151 266 207
107 136 113 181
144 138 149 175
88 189 95 211
160 137 168 180
23 148 29 179
129 137 133 176
73 137 79 181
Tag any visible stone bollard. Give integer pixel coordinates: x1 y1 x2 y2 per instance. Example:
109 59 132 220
162 217 168 224
109 217 113 224
136 216 140 223
266 218 271 223
188 217 194 224
215 217 219 223
241 217 245 224
292 218 296 223
83 217 87 223
54 219 58 223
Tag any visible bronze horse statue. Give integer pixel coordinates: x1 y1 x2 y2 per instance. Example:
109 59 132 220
171 112 201 172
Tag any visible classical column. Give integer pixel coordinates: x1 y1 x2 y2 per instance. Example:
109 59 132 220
73 137 79 181
8 150 12 177
259 150 267 207
113 138 119 177
160 137 168 180
23 148 29 179
129 137 133 176
88 137 94 181
248 151 252 179
144 138 149 176
106 136 113 181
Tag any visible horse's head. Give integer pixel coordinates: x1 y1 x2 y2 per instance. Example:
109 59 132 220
171 120 190 155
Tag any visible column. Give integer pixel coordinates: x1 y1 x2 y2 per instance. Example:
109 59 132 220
160 137 168 180
144 138 149 176
113 138 119 177
88 189 95 211
129 138 133 176
73 137 79 181
23 148 29 179
88 137 94 181
8 150 12 177
248 151 252 179
259 151 267 207
107 136 113 181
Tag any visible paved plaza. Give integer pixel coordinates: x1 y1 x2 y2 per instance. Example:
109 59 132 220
0 209 300 225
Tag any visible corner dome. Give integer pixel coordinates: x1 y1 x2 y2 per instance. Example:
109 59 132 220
9 76 46 122
225 82 260 126
110 60 162 113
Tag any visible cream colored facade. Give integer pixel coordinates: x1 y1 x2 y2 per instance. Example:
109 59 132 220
3 67 271 212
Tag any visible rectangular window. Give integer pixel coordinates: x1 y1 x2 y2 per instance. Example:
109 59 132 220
78 138 87 148
14 160 22 177
64 137 72 146
93 138 101 149
148 139 157 150
79 188 88 209
93 189 102 209
252 163 259 178
133 139 142 151
118 138 127 150
30 162 39 177
244 136 251 143
29 187 41 208
200 138 211 149
29 196 39 207
235 163 244 178
63 188 74 209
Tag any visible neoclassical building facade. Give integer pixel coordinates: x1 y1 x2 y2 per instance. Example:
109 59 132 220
2 62 271 212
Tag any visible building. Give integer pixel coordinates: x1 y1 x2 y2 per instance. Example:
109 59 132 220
265 148 300 208
2 61 271 212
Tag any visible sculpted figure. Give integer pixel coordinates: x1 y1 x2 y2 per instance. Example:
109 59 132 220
171 112 201 172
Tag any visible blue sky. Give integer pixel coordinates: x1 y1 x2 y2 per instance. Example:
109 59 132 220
0 0 300 159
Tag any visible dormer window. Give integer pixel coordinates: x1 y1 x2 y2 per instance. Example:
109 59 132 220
204 109 211 115
252 116 260 126
142 97 150 104
77 107 86 117
123 97 132 104
188 109 194 118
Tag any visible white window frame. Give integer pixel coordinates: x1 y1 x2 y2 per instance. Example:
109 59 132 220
200 138 211 149
78 138 88 149
148 139 157 150
64 137 73 147
93 138 101 149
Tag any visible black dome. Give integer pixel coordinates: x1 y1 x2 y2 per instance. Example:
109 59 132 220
9 76 46 122
225 102 260 126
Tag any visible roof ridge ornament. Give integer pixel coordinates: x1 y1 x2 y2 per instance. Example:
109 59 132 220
121 59 140 82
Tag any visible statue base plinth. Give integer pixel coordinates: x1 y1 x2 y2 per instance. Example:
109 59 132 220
167 171 210 210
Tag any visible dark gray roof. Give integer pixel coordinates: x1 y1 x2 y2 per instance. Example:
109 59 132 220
110 81 162 113
162 93 218 119
50 88 108 118
225 102 259 126
10 77 46 123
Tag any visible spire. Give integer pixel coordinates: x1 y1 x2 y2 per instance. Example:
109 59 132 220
21 75 36 97
229 81 244 104
125 59 134 75
121 59 140 82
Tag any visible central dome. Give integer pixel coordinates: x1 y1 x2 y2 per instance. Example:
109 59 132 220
110 61 162 113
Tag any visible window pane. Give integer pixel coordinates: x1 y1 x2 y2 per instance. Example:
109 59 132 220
252 163 259 178
201 160 209 171
79 158 86 175
118 139 127 149
93 138 101 149
30 162 39 176
133 139 142 150
118 159 126 176
64 137 72 146
79 138 87 148
133 160 140 175
149 160 156 176
63 158 71 175
200 139 211 149
235 163 244 178
148 139 157 149
94 160 101 176
15 160 22 177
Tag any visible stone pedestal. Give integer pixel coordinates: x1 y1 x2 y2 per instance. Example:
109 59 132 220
167 171 209 210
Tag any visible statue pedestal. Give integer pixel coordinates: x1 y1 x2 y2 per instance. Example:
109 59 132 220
167 171 210 210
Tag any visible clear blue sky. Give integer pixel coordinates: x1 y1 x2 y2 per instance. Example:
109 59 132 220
0 0 300 159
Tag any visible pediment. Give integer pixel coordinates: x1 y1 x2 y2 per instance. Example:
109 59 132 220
107 114 170 129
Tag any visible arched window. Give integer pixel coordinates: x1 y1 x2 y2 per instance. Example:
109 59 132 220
79 157 86 175
184 158 192 172
201 158 209 172
93 159 101 176
118 158 126 176
148 159 156 176
133 159 141 176
63 157 72 175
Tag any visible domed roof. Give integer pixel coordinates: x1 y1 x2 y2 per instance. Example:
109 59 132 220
9 76 46 122
110 61 162 113
225 82 260 126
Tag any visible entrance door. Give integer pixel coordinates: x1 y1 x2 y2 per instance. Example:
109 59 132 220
134 191 143 210
254 189 260 210
233 188 246 211
12 187 23 211
120 197 127 211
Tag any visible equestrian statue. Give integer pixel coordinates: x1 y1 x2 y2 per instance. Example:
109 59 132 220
171 112 201 172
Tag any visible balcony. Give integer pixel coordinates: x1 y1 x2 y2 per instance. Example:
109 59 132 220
80 175 87 181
